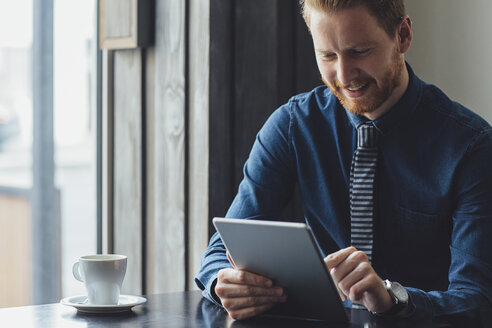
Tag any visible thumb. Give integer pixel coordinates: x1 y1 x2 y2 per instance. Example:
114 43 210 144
226 251 236 269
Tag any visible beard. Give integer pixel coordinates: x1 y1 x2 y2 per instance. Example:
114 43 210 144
323 48 405 116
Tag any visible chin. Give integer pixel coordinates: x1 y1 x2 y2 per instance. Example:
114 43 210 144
339 97 382 116
345 107 377 116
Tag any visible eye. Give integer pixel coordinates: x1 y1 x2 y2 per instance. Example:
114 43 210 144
350 48 371 57
322 53 337 61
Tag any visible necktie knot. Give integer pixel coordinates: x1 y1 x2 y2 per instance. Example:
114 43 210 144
357 124 378 148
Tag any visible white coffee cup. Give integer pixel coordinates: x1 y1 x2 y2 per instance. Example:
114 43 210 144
72 254 127 305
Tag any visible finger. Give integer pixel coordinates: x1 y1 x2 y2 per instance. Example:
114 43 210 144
215 279 283 299
328 249 365 301
324 246 357 269
221 268 273 287
226 251 236 268
330 273 347 301
330 250 368 283
337 261 371 297
224 294 287 311
345 273 383 305
220 284 284 298
228 303 276 321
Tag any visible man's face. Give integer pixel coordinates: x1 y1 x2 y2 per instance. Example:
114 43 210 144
310 6 406 116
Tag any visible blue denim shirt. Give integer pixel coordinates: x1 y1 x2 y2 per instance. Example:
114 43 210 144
195 65 492 323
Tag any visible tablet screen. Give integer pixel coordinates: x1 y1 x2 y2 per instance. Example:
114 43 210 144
213 217 349 322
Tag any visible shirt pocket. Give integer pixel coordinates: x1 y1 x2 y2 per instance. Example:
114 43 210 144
395 206 442 225
391 205 452 260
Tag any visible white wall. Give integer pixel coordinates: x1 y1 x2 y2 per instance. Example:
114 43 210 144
405 0 492 124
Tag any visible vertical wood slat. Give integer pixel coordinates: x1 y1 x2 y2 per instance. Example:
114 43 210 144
188 0 210 290
149 0 186 293
209 0 235 235
276 1 296 106
113 49 143 295
144 48 156 293
103 51 115 254
102 50 115 254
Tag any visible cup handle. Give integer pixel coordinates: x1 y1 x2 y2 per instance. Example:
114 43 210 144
72 262 84 282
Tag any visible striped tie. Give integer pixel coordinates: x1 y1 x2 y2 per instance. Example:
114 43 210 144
350 123 378 263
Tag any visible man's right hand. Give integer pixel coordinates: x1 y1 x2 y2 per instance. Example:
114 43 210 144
214 267 287 320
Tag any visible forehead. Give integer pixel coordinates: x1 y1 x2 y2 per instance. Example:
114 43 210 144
310 5 391 51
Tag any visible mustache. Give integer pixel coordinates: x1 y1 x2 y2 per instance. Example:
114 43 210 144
333 79 371 89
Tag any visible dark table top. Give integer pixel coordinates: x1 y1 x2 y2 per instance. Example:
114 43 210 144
0 290 446 328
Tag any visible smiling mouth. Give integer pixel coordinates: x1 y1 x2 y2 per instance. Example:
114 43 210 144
346 81 369 91
343 81 370 98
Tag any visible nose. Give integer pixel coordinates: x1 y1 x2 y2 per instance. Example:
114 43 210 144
337 56 359 86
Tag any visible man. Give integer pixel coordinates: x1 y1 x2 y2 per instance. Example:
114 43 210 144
195 0 492 323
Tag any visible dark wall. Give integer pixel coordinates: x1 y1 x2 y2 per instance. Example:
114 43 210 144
209 0 320 235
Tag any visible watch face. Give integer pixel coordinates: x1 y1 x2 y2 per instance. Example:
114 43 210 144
391 282 409 304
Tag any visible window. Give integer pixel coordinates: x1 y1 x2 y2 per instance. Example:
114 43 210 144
0 0 98 306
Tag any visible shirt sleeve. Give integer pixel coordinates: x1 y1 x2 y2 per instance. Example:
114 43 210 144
403 131 492 326
194 103 297 304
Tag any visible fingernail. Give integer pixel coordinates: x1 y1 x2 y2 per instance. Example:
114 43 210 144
263 280 272 287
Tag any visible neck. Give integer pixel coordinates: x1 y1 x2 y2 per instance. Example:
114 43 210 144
363 61 409 121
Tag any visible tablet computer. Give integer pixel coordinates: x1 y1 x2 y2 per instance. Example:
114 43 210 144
213 217 349 323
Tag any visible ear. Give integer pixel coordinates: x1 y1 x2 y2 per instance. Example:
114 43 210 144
397 14 413 54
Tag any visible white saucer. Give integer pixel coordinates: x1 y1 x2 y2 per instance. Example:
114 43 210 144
60 295 147 314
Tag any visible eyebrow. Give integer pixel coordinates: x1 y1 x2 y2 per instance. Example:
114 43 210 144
315 41 378 53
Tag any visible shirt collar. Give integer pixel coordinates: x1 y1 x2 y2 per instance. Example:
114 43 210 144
344 63 422 134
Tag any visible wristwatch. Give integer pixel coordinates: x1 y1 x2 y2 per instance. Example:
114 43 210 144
374 280 409 316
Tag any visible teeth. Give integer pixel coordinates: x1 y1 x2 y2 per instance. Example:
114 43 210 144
347 83 367 91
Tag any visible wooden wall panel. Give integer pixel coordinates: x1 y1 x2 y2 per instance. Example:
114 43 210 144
188 0 210 290
148 0 186 293
113 49 143 295
208 0 318 224
107 0 320 294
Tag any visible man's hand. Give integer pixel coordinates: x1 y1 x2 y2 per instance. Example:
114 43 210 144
325 246 393 313
214 252 287 320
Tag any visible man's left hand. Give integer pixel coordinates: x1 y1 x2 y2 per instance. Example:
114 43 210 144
324 246 393 313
